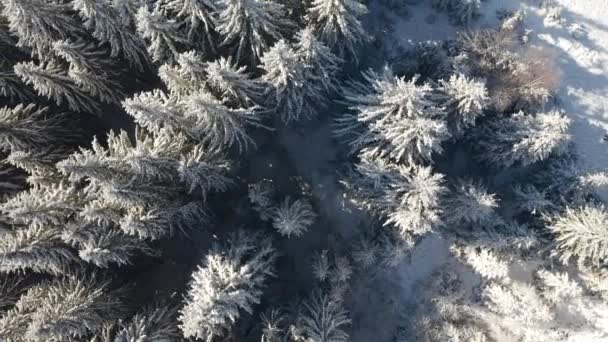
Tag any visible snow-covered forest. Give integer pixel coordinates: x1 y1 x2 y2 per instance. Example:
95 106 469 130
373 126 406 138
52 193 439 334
0 0 607 341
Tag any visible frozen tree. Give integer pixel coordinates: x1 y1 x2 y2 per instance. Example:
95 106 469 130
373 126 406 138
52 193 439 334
342 155 446 238
260 309 286 342
18 276 123 341
178 231 278 340
72 0 150 71
182 89 262 151
443 180 499 227
124 88 262 151
0 70 36 103
0 274 26 311
135 6 187 63
513 184 556 214
451 0 482 25
248 179 275 221
215 0 292 63
335 67 450 164
205 57 262 106
478 110 571 168
299 292 351 342
458 246 509 280
161 0 216 51
14 61 99 113
0 104 76 153
260 40 323 123
306 0 368 60
548 204 608 267
1 0 82 58
437 73 489 137
294 26 342 93
0 225 77 275
271 197 316 238
158 50 207 96
114 302 180 341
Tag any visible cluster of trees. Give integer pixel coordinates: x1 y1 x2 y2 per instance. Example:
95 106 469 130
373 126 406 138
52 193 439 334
0 1 606 342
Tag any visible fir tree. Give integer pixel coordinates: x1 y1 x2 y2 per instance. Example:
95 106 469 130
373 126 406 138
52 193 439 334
549 204 608 267
294 26 342 93
178 230 278 341
260 40 323 123
306 0 368 60
478 110 571 168
271 197 316 238
0 70 36 103
114 302 180 341
205 57 262 106
72 0 151 71
14 61 99 113
135 5 187 63
23 275 123 341
161 0 217 52
299 291 351 342
336 67 450 164
443 180 499 227
158 50 207 96
215 0 292 63
437 73 489 137
1 0 82 58
0 224 77 275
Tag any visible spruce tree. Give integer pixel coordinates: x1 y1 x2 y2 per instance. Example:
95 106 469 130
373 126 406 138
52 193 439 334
178 230 278 341
135 5 187 63
215 0 292 63
306 0 368 60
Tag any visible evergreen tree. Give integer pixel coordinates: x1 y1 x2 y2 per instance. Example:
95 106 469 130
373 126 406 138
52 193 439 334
72 0 151 71
135 5 187 63
437 73 489 137
294 26 342 93
549 204 608 267
477 110 571 168
205 57 262 106
342 155 445 238
178 230 278 341
114 302 180 341
271 197 316 238
14 61 99 113
336 67 450 164
443 180 499 227
161 0 217 52
260 39 323 123
158 50 207 96
215 0 292 63
1 0 82 58
299 291 351 342
306 0 368 60
0 224 78 275
0 70 36 103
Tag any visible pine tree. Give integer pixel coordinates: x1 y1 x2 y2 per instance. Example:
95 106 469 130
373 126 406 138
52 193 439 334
294 26 342 93
21 275 122 341
114 302 180 341
135 5 187 63
0 70 36 103
0 224 78 275
72 0 151 71
549 204 608 267
158 50 207 96
306 0 368 60
336 67 450 164
1 0 82 58
299 291 351 342
443 180 499 227
215 0 292 63
260 40 323 123
161 0 217 52
14 61 99 113
178 230 278 340
437 73 489 137
205 57 262 106
451 0 482 25
271 197 316 238
478 110 571 168
0 104 76 153
342 155 446 238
